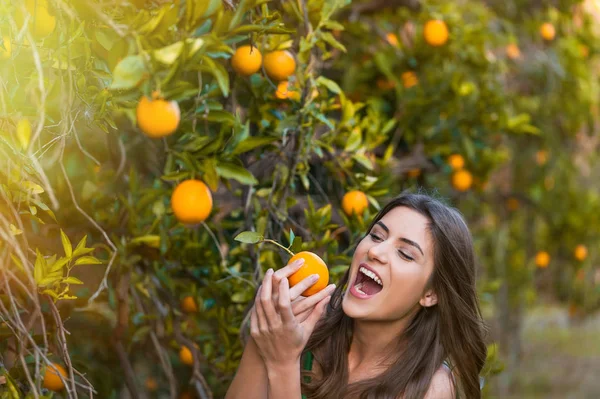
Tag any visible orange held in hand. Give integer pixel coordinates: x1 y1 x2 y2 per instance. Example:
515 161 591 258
423 20 449 47
263 50 296 82
43 363 67 391
171 180 213 225
231 45 262 76
342 190 369 216
287 252 329 297
136 92 181 138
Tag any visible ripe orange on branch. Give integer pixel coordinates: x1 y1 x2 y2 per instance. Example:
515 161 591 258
231 45 262 76
136 92 181 138
423 20 449 47
342 190 369 216
447 154 465 170
451 170 473 192
287 251 329 297
181 296 198 313
171 180 213 225
574 245 587 261
535 251 550 268
540 22 556 41
263 50 296 82
43 363 67 391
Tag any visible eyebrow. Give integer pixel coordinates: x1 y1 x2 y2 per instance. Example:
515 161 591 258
375 221 425 256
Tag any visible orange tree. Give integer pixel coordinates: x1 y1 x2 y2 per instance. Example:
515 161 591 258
1 0 600 397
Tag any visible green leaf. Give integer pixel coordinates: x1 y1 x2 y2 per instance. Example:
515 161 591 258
232 136 279 155
200 57 229 97
10 254 25 274
345 128 362 152
153 41 184 65
200 110 236 125
130 235 161 248
49 257 70 273
63 277 84 285
352 153 374 170
34 250 45 284
316 76 342 94
74 256 103 266
216 162 258 185
16 119 31 150
288 229 295 247
234 231 264 244
60 230 72 258
320 31 347 52
110 55 148 90
22 181 44 194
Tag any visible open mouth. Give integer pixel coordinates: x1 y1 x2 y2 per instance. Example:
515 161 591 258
351 265 383 298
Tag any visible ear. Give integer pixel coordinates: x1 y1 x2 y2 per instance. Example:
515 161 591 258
419 289 438 308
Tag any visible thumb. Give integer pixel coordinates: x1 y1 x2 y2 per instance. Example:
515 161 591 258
303 295 331 331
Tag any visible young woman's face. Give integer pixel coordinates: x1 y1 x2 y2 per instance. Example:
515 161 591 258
342 206 436 321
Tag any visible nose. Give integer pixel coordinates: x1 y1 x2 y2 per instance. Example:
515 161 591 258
367 240 388 264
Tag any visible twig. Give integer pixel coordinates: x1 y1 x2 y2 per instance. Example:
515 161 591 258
48 298 78 398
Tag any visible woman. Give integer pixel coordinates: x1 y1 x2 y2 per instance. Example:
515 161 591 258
226 193 487 398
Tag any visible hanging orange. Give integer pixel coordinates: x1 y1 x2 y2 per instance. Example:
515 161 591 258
263 50 296 82
43 363 67 391
136 93 181 138
342 190 369 216
231 45 262 76
423 20 449 46
171 180 213 225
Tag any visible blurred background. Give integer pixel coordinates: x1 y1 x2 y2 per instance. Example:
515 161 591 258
1 0 600 398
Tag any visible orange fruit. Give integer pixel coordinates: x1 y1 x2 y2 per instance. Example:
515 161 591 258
451 170 473 192
16 0 56 38
181 296 198 313
341 190 369 216
506 43 521 59
535 150 548 166
179 345 196 366
171 180 213 225
407 168 421 178
145 377 158 392
376 78 396 90
0 36 12 60
574 245 588 262
136 93 181 138
263 50 296 82
43 363 67 391
401 71 418 88
275 81 301 101
540 22 555 41
287 251 329 297
447 154 465 170
506 197 520 211
535 251 550 268
386 33 399 46
231 45 262 76
423 20 449 47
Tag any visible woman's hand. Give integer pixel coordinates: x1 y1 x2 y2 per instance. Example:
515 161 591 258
250 259 335 369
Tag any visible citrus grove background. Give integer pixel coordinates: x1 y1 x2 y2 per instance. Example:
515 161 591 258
2 0 600 397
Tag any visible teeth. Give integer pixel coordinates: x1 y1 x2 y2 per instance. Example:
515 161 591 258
359 266 383 286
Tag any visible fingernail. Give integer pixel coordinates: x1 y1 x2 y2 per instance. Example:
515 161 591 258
328 284 336 291
294 258 305 266
267 268 274 276
311 274 319 281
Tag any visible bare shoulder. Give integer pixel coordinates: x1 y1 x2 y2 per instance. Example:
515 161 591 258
423 366 456 399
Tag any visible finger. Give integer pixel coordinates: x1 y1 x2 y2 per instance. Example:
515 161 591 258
302 295 331 332
250 305 259 339
255 286 268 331
292 284 336 316
295 308 312 324
273 257 306 281
277 276 295 324
289 273 320 300
260 269 279 328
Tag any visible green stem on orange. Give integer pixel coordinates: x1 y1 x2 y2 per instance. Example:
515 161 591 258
262 239 295 257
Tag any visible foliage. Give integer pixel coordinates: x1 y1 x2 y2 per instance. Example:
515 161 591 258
1 0 600 397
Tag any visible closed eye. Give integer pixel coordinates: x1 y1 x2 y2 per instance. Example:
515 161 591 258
369 233 382 242
399 251 414 261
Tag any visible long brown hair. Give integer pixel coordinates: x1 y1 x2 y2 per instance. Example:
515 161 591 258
302 193 488 398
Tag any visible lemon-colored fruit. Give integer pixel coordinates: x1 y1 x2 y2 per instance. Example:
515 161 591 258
16 0 56 38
